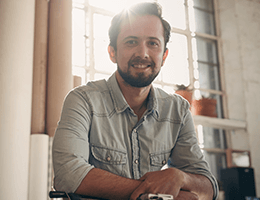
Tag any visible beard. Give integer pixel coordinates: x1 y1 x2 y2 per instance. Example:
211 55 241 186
117 58 160 88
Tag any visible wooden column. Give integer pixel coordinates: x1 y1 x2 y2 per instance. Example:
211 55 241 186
47 0 73 137
31 0 49 135
29 1 50 200
74 75 82 88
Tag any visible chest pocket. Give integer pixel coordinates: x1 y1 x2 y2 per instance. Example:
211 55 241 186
90 144 127 176
149 150 171 172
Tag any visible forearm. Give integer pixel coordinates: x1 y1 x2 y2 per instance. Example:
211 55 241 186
75 168 142 200
182 172 214 200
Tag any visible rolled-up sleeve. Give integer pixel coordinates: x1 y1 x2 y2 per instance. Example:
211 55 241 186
169 109 219 199
52 89 94 193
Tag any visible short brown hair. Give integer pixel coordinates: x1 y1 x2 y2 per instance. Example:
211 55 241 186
108 2 171 52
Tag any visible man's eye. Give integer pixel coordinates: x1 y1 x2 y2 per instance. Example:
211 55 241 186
149 41 159 46
126 40 137 45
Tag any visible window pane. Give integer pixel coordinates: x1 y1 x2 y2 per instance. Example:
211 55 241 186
203 151 226 185
195 37 218 64
94 39 117 73
73 0 85 4
72 66 86 85
163 85 174 94
193 0 214 12
162 33 189 85
158 0 186 30
93 14 116 74
197 63 220 90
89 0 154 13
94 73 110 81
193 0 215 35
194 9 215 35
153 83 163 90
89 0 123 13
93 14 111 39
72 8 86 66
197 126 226 149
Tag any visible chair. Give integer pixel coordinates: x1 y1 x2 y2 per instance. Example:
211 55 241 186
49 191 173 200
49 191 106 200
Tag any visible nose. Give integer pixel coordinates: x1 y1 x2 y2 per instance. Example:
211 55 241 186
135 43 149 59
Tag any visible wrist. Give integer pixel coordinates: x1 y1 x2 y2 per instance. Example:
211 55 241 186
181 170 189 189
166 167 187 188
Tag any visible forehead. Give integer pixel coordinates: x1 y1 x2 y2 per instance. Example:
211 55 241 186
118 15 164 41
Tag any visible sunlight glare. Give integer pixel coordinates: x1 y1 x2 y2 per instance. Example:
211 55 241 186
158 0 186 30
188 0 196 33
194 89 202 100
194 80 200 89
89 0 155 13
72 8 85 66
197 125 204 149
162 33 189 86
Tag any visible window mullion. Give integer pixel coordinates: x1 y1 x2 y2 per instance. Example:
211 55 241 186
195 32 218 40
187 34 195 89
88 6 95 81
213 0 229 120
184 0 195 89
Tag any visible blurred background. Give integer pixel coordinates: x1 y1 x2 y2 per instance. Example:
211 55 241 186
1 0 259 199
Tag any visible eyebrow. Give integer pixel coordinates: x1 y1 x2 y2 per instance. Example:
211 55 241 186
123 36 161 43
123 36 138 42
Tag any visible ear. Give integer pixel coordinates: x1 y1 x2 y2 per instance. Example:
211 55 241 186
162 48 169 66
108 46 117 63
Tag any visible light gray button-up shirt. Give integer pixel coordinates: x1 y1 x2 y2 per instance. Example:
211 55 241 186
52 73 219 199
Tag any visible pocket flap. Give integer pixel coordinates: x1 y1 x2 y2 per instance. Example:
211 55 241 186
150 150 171 166
91 145 127 165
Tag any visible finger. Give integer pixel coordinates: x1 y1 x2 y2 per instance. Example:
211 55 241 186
130 182 147 200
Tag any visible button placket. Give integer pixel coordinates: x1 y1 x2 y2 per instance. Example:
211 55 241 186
131 128 140 179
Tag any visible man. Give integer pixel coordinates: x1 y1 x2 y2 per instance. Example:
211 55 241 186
52 2 219 200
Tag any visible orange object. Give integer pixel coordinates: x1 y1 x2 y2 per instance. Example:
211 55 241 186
191 98 217 117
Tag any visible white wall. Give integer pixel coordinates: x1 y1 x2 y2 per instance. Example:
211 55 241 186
0 0 35 199
218 0 260 195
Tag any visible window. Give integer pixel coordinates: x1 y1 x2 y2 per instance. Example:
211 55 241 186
72 0 227 183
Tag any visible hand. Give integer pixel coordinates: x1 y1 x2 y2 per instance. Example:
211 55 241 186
130 168 187 200
175 191 199 200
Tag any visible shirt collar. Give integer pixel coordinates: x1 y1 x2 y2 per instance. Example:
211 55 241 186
107 73 129 113
107 72 159 116
147 86 159 117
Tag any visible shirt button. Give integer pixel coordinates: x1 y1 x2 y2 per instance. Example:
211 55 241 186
106 156 111 161
162 160 166 165
134 159 138 164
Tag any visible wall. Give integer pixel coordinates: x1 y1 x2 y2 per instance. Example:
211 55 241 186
0 0 35 199
218 0 260 195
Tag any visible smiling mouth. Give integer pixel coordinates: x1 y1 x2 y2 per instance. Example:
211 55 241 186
132 64 151 69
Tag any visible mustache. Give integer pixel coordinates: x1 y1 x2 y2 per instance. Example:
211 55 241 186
129 57 154 66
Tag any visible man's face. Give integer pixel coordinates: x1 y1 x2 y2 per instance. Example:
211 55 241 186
109 15 168 88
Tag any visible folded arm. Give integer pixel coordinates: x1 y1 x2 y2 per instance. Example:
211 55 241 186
75 168 141 200
130 167 213 200
75 167 212 200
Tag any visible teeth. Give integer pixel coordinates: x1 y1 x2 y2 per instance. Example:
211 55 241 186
133 65 147 69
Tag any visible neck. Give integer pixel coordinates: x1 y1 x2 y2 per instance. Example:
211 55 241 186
115 71 151 120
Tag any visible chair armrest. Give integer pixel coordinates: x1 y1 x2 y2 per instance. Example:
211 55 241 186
49 191 107 200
